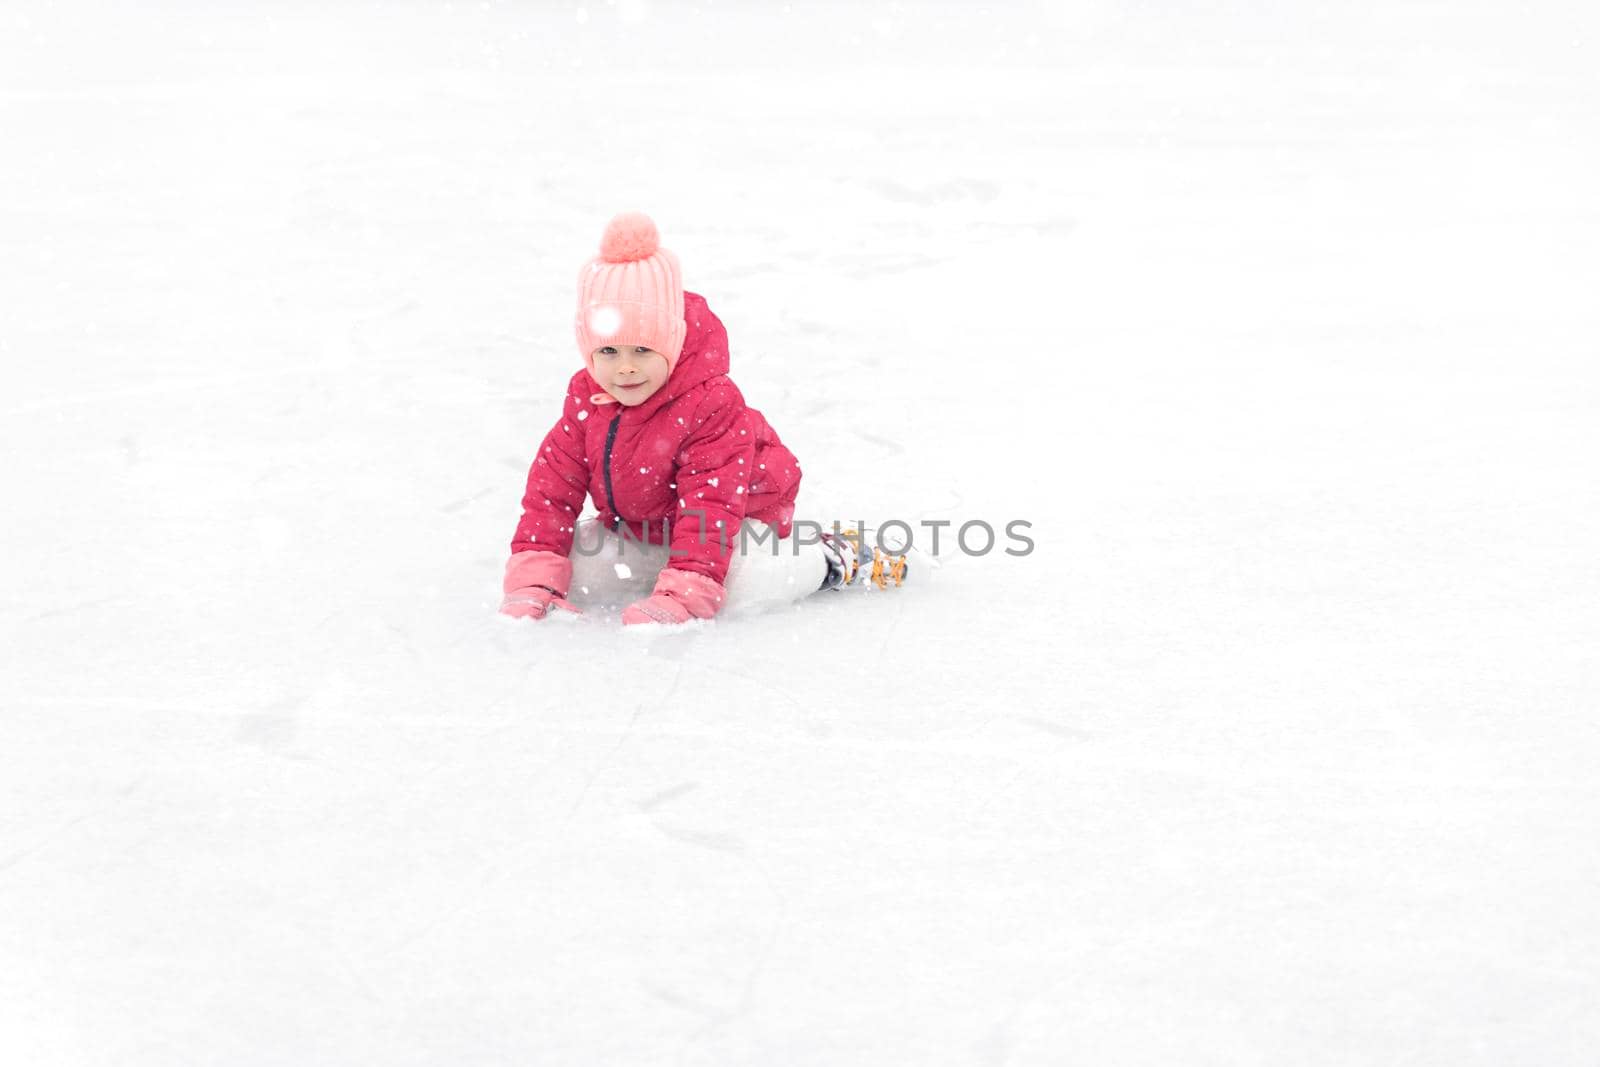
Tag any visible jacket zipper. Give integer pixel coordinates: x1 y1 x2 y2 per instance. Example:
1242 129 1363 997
602 410 622 522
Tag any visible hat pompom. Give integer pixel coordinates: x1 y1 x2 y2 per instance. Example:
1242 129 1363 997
599 211 660 262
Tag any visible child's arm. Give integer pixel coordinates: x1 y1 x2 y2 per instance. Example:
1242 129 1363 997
668 382 756 583
501 384 591 618
620 382 753 626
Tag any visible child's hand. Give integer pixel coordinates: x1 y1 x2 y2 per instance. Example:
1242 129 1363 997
500 550 580 620
622 568 725 626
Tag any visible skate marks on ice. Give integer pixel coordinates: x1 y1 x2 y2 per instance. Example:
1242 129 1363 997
542 661 788 1057
0 807 104 878
436 487 496 514
859 176 1000 207
232 697 304 757
649 821 747 856
1010 715 1095 743
636 818 789 1063
567 699 654 820
633 780 700 812
849 427 906 460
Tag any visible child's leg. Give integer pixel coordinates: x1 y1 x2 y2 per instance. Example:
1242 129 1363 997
566 516 667 609
567 517 850 617
721 520 831 616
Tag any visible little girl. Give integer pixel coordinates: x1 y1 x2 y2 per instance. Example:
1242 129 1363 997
499 211 908 627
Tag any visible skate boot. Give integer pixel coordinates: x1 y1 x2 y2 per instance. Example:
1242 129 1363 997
819 527 909 591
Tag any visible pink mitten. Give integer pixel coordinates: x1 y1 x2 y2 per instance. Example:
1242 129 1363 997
499 550 581 620
622 568 725 626
499 585 580 619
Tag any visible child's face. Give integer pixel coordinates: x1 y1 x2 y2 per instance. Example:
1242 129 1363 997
592 345 670 406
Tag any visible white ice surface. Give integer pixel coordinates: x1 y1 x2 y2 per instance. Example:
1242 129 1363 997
2 2 1598 1064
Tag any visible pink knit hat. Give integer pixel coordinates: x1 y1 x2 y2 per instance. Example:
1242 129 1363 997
574 211 687 376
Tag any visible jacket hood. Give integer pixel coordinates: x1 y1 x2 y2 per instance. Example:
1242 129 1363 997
585 291 727 412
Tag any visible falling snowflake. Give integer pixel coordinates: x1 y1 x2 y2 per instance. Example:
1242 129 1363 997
588 305 622 336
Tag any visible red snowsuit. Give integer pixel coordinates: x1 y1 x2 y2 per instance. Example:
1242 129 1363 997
510 292 801 585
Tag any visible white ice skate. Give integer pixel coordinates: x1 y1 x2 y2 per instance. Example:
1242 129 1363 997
819 526 910 591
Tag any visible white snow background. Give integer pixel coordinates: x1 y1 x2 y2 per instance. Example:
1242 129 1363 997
2 1 1598 1063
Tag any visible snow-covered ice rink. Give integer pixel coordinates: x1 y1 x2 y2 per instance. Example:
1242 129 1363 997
3 1 1598 1063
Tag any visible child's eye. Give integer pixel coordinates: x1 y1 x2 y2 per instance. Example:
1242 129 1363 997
599 346 616 355
635 347 648 353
